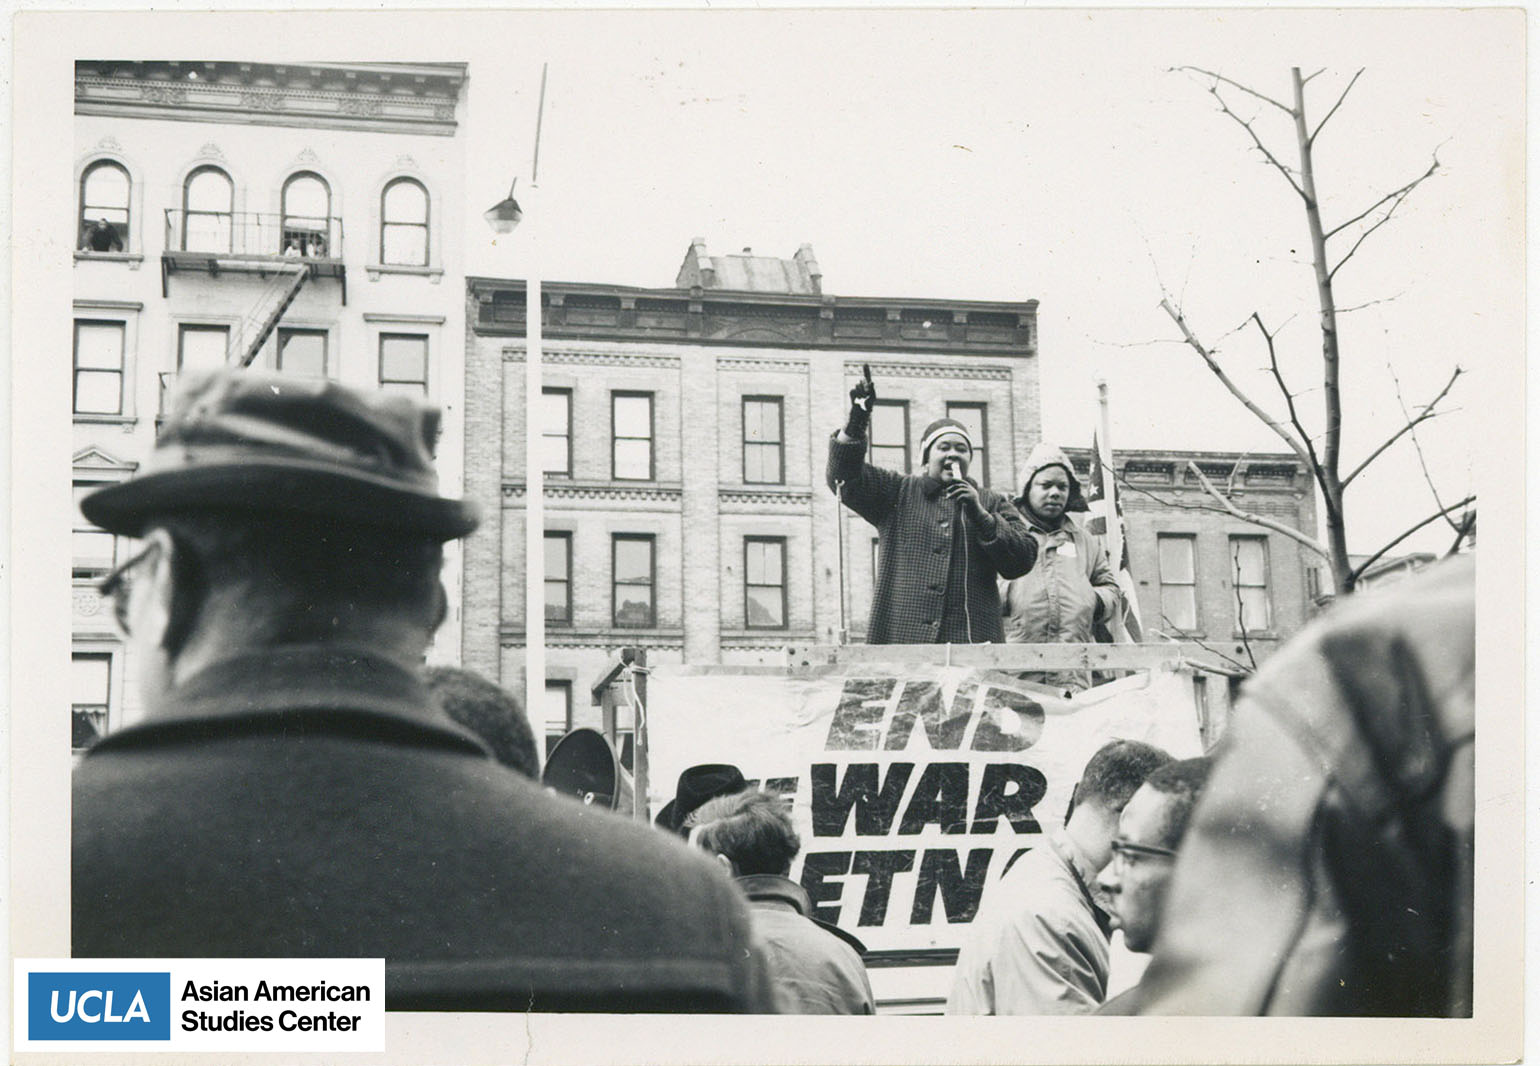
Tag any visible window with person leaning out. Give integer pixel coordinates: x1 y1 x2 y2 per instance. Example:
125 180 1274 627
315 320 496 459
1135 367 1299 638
826 365 1036 644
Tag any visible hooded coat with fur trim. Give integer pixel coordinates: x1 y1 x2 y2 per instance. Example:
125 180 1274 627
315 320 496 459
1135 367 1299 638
1001 445 1123 689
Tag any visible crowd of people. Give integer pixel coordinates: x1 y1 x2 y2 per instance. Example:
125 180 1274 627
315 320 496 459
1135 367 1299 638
72 367 1474 1017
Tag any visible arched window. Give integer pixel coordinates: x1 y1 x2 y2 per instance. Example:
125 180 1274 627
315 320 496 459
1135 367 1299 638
79 161 130 253
281 172 331 257
380 178 429 266
182 166 233 252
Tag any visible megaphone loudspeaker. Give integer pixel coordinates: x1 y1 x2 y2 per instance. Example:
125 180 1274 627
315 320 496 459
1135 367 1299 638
541 727 634 815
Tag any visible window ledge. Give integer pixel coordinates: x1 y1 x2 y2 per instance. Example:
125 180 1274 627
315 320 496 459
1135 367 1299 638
73 413 138 427
75 252 145 270
366 263 444 283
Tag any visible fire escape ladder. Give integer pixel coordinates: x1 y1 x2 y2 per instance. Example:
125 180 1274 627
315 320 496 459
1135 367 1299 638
232 263 312 368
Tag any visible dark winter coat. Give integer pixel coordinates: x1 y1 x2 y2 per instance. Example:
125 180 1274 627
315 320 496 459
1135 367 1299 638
73 643 777 1013
827 432 1036 643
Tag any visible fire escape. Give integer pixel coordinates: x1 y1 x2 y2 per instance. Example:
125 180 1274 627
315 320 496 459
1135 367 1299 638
160 209 346 368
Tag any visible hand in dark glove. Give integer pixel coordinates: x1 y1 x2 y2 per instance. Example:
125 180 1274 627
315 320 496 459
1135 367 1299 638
844 364 876 437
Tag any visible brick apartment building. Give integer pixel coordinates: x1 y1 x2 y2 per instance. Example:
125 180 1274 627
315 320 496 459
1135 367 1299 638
464 242 1043 754
1065 447 1319 668
70 60 471 749
465 243 1319 758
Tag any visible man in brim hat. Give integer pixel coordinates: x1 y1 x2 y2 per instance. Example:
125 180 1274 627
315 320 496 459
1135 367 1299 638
657 763 748 835
73 369 775 1013
826 366 1036 643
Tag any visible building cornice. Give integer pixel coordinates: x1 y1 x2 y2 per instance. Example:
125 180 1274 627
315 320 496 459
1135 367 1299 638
509 348 683 370
76 61 466 136
509 628 685 652
717 356 810 373
718 488 814 509
470 277 1037 357
843 359 1013 381
506 481 686 505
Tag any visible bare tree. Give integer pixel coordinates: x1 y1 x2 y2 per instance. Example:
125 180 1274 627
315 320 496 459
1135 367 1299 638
1157 66 1472 595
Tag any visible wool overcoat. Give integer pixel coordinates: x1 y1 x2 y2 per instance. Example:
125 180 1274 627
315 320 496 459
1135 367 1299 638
827 432 1036 644
73 644 777 1013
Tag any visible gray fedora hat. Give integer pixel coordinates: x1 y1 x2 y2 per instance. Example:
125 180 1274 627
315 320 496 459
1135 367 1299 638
81 369 479 540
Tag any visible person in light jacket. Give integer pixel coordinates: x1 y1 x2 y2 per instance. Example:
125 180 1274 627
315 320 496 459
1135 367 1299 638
1002 442 1124 691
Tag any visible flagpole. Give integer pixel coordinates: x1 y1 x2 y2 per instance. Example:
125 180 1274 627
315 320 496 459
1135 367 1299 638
1095 377 1122 576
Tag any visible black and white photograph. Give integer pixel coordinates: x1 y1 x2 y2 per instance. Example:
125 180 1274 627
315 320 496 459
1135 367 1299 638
7 5 1526 1064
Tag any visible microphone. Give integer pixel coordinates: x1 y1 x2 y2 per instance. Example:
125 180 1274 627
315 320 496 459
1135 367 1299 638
941 456 962 483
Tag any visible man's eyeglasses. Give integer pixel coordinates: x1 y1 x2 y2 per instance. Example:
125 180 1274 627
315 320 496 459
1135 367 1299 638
96 541 160 638
1109 838 1177 867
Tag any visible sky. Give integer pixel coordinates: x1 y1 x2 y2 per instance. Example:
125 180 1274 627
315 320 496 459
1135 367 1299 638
446 6 1520 558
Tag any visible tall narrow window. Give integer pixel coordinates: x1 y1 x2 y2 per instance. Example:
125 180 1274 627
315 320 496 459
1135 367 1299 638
277 328 327 378
744 537 788 629
869 400 909 472
945 402 989 486
72 653 111 752
612 534 655 627
545 531 572 625
378 334 429 395
381 178 429 266
182 166 233 252
79 160 130 252
1230 536 1272 632
173 324 230 415
1157 534 1198 633
612 392 654 481
73 320 125 415
543 680 572 758
542 388 572 476
281 172 331 256
73 483 117 579
742 396 784 484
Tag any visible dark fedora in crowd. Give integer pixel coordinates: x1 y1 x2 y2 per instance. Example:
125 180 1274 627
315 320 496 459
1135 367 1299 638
80 368 479 539
656 764 747 835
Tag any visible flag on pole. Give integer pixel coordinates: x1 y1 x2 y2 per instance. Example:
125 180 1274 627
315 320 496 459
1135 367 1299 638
1085 431 1144 643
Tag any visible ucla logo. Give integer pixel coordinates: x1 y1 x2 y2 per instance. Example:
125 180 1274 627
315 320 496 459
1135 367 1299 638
29 972 170 1040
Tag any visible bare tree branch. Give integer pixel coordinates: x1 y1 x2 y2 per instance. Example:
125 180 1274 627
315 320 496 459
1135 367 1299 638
1446 510 1476 555
1349 495 1476 583
1327 172 1436 282
1202 87 1308 200
1323 155 1441 241
1186 461 1332 558
1225 452 1253 496
1335 291 1408 314
1173 66 1293 114
1386 362 1463 532
1159 298 1314 466
1341 366 1463 488
1229 542 1260 672
1154 613 1255 675
1252 312 1325 478
1308 67 1365 145
1299 67 1327 86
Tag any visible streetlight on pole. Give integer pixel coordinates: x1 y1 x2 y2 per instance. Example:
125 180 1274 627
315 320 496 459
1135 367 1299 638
485 63 547 765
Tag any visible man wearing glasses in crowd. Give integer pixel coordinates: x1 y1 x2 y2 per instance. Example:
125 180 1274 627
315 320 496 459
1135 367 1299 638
74 370 775 1012
947 739 1172 1015
1095 757 1212 1014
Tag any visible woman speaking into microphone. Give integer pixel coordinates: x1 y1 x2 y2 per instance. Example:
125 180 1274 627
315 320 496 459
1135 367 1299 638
826 366 1036 644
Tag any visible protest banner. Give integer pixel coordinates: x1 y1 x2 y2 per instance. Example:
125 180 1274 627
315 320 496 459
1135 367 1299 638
646 660 1207 959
